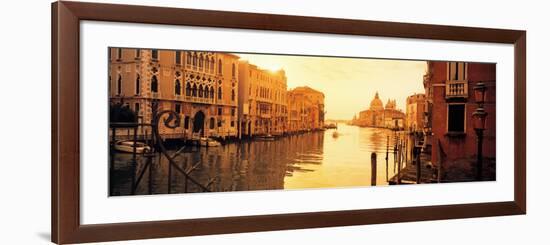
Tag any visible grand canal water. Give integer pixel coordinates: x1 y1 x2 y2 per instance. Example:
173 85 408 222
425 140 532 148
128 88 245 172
110 125 403 196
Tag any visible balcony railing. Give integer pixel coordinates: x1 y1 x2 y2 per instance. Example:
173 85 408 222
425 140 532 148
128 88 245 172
151 92 161 99
445 80 468 99
185 96 214 104
260 112 272 118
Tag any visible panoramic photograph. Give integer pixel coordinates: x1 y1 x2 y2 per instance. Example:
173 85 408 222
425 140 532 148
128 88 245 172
108 48 496 196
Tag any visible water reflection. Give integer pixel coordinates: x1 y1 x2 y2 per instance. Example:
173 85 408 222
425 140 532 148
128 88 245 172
110 124 401 196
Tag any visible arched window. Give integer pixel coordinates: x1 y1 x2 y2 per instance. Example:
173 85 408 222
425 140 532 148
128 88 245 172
205 57 209 70
186 53 192 64
199 55 203 68
217 87 222 100
231 89 235 101
218 59 222 74
192 84 197 97
185 82 191 96
210 87 214 99
210 58 215 72
209 118 215 129
117 75 122 95
174 79 181 95
192 53 197 66
151 75 158 93
198 85 204 98
135 74 140 95
232 63 236 77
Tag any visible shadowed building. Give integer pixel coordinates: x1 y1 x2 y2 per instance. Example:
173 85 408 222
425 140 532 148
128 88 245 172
109 48 240 140
423 61 496 180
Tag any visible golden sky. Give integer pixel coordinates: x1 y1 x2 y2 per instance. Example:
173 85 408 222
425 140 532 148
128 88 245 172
237 53 427 120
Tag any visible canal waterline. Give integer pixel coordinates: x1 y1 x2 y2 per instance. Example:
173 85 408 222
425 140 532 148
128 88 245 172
110 124 404 196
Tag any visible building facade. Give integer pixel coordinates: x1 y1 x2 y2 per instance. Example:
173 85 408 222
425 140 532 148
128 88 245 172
238 61 288 137
423 61 496 176
109 48 240 140
353 92 405 129
405 93 426 132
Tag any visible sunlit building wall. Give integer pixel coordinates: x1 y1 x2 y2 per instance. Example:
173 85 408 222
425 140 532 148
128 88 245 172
406 93 427 132
238 61 288 137
287 86 325 133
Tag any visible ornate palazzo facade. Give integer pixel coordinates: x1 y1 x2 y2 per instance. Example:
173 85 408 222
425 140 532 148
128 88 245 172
109 48 239 139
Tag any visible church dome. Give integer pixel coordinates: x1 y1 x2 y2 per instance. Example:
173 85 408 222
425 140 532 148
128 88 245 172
369 92 384 110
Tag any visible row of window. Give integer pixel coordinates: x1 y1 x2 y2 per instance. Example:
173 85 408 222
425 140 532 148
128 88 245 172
250 70 280 82
112 48 237 78
251 86 286 103
115 74 236 101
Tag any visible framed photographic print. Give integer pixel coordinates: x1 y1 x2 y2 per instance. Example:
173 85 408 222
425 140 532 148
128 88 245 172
52 1 526 244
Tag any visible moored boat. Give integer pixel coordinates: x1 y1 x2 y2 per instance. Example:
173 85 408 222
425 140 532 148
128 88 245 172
257 134 276 141
199 137 221 147
114 140 151 154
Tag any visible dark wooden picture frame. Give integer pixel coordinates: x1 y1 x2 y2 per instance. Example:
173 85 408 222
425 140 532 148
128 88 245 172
52 1 526 244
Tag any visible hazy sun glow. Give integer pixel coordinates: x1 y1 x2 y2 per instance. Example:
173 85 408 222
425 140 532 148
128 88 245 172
237 53 427 120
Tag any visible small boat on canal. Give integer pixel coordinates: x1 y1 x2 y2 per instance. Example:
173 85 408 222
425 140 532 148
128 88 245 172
199 137 222 147
257 134 276 141
114 140 151 154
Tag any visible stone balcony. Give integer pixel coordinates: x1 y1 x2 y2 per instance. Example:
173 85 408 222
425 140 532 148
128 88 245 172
445 80 468 99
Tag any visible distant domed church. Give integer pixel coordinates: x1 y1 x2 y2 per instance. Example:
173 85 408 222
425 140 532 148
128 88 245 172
352 92 405 129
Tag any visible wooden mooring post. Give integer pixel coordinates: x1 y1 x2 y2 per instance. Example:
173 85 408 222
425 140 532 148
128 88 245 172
404 135 408 165
415 145 421 184
393 136 398 173
397 139 402 184
371 152 377 186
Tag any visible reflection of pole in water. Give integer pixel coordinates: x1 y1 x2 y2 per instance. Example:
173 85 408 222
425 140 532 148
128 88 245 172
109 127 116 196
371 153 377 186
168 154 172 194
149 152 157 195
386 136 389 182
